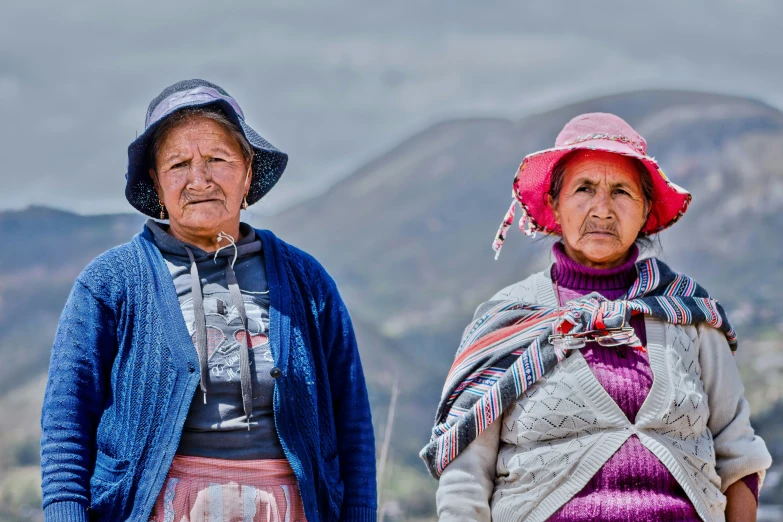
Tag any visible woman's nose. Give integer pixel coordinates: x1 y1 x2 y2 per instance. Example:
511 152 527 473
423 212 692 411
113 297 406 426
591 190 614 219
186 160 213 188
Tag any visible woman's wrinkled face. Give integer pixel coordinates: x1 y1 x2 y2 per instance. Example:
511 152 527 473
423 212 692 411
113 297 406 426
150 116 250 236
548 151 649 269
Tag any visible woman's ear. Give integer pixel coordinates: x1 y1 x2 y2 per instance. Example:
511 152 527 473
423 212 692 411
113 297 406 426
149 168 163 198
547 194 560 225
244 156 254 193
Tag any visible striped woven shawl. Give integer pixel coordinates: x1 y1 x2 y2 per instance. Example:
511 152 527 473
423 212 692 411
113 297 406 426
420 257 736 479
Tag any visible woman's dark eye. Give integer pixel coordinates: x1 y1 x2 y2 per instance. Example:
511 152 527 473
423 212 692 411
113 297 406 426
614 189 629 196
170 161 187 169
209 157 225 163
576 186 591 193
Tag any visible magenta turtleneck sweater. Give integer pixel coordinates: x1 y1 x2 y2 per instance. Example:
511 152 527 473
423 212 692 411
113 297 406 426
547 243 757 521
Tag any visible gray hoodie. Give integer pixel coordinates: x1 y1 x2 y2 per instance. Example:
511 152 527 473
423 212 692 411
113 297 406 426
147 219 285 460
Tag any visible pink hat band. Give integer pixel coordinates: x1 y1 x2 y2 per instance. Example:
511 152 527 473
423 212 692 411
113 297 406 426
563 132 646 154
492 113 691 259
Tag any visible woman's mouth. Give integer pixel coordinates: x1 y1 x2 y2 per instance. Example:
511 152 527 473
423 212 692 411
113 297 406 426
584 231 617 238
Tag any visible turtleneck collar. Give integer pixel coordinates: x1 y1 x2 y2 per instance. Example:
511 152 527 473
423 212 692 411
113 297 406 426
551 242 639 294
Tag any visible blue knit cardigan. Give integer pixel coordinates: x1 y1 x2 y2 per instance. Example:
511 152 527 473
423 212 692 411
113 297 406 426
40 227 377 522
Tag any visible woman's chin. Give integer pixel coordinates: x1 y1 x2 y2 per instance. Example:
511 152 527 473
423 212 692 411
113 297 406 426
576 243 631 268
176 206 233 231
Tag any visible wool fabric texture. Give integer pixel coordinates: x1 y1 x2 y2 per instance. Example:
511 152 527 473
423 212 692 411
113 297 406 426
40 226 377 522
436 270 770 521
421 257 737 478
549 243 700 520
436 262 771 522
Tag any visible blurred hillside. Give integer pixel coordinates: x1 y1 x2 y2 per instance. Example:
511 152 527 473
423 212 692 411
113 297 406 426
265 89 783 519
1 90 782 520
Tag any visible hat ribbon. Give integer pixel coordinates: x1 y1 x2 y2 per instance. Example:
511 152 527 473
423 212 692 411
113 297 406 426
492 198 537 260
147 86 245 128
562 133 646 154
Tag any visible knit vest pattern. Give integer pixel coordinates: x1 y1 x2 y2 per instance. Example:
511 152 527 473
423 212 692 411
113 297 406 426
489 271 725 522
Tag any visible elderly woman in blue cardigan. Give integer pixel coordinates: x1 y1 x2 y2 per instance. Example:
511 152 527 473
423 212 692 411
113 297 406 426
40 79 377 522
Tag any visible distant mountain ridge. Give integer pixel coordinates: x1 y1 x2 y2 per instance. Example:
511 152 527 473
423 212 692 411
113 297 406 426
266 89 783 337
1 89 782 518
264 89 783 511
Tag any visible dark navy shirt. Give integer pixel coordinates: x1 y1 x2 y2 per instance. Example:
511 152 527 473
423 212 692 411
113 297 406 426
147 220 285 460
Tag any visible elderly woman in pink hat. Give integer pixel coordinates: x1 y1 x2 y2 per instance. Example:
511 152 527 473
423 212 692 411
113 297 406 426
423 113 771 521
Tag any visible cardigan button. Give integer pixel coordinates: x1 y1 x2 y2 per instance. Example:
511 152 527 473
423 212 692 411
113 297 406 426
188 363 196 373
270 367 282 379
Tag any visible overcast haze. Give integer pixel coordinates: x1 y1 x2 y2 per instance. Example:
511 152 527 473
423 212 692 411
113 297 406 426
2 0 782 215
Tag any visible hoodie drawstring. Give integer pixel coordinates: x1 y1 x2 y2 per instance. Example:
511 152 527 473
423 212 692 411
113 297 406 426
185 247 210 404
185 232 255 429
225 261 254 429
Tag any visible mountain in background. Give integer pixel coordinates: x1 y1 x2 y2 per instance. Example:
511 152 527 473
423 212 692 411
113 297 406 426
266 89 783 337
1 90 782 520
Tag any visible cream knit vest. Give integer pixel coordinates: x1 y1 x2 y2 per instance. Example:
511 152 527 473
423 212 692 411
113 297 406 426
489 271 726 522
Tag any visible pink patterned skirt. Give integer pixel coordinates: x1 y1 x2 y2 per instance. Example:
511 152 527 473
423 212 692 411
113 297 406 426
148 455 307 522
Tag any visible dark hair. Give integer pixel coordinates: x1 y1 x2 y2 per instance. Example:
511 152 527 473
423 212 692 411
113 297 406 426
147 105 253 171
547 151 661 253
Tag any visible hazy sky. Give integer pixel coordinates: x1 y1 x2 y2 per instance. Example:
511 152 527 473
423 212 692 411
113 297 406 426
2 0 782 214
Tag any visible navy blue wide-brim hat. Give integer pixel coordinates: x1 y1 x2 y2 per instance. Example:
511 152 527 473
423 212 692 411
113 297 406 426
125 79 288 217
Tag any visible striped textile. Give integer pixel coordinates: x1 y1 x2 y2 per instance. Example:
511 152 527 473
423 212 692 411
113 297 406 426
420 257 736 479
148 455 307 522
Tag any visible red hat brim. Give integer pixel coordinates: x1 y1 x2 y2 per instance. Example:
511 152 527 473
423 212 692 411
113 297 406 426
512 138 691 236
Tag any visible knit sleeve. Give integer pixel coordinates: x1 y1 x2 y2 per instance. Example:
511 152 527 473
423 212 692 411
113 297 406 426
321 275 378 521
436 418 500 521
40 280 117 522
697 323 772 492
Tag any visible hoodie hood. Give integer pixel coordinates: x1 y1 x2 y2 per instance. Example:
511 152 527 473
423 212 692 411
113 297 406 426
145 219 262 263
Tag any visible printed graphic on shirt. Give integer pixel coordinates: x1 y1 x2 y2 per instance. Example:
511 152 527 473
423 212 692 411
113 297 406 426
180 292 273 383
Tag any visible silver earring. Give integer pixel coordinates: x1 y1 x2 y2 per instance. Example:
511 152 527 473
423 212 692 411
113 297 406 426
159 203 166 220
241 196 248 210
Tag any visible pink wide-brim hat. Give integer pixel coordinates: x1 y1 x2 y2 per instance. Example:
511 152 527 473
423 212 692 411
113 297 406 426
492 112 691 259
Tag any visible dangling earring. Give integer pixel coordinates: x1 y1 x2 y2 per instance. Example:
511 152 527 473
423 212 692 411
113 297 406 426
241 195 248 210
159 202 166 220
